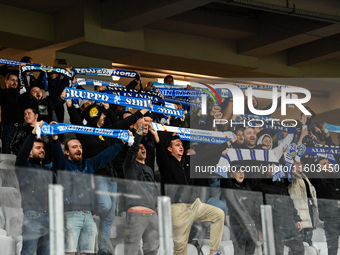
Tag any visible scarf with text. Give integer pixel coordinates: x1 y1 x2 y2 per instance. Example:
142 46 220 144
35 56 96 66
74 78 123 88
19 65 72 94
39 122 134 145
64 88 183 118
104 86 164 104
151 122 234 144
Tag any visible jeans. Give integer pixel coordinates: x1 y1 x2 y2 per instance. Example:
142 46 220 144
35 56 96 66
1 124 17 154
21 210 49 255
95 176 117 253
64 211 97 253
206 197 228 216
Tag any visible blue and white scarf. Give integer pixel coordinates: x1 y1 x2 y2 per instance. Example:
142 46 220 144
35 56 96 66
157 88 203 97
215 89 231 98
0 58 40 66
39 122 134 145
325 123 340 133
19 65 73 94
235 114 279 122
152 82 187 88
216 84 288 91
164 98 201 108
284 145 295 182
74 78 123 88
151 122 234 144
20 65 73 78
215 149 280 180
289 143 338 162
64 88 184 118
72 67 138 78
104 87 164 104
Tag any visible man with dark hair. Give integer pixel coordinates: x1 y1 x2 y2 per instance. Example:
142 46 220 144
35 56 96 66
151 130 224 255
163 75 174 84
242 127 262 149
15 121 63 255
123 123 159 254
232 128 244 147
65 96 151 254
29 85 57 123
0 73 25 153
55 133 127 255
18 57 38 96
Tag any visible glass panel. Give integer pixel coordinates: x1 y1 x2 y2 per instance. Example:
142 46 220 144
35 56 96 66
0 166 53 255
165 183 263 255
58 171 161 254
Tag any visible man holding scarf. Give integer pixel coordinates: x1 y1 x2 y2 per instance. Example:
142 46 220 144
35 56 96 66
123 123 159 254
55 132 128 255
64 96 148 255
151 129 224 255
15 121 63 255
0 73 24 153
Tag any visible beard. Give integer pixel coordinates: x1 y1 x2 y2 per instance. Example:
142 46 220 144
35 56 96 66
70 154 83 162
33 152 45 160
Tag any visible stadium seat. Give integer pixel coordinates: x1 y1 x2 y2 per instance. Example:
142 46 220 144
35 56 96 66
303 242 319 255
284 244 320 255
0 154 16 162
0 168 19 189
0 208 5 230
199 239 210 246
187 243 198 255
312 228 326 242
110 216 126 239
201 244 210 254
219 240 234 255
16 241 22 255
114 243 124 255
0 235 15 255
0 187 21 208
4 207 23 236
222 225 230 241
114 242 143 255
0 159 15 170
312 228 327 255
254 241 262 255
225 215 230 226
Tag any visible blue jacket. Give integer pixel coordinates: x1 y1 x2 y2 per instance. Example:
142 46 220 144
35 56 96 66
15 133 63 212
56 140 124 212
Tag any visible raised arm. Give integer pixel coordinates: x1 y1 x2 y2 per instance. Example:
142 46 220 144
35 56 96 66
123 124 144 175
88 140 125 173
150 124 175 183
15 132 35 167
66 100 83 126
49 122 67 171
112 109 146 130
